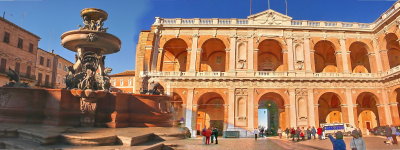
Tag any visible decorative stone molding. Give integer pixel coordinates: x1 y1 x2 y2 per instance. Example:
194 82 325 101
368 52 376 56
158 48 164 53
235 88 248 96
379 49 389 53
334 51 342 55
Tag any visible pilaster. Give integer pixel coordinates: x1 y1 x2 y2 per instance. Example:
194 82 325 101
247 37 254 72
229 35 237 72
379 49 390 71
247 88 255 129
287 38 295 71
307 88 315 127
228 88 235 130
345 88 356 126
304 37 312 72
189 34 199 72
289 89 297 127
340 38 351 73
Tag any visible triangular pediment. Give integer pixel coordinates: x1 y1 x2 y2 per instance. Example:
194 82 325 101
248 9 292 25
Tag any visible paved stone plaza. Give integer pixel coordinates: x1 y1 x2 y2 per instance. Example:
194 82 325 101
172 136 400 150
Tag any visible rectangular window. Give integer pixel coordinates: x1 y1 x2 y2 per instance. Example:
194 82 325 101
17 38 23 49
15 62 20 74
39 56 44 65
37 73 42 85
120 79 124 86
45 75 49 86
26 66 31 78
46 59 51 67
128 79 132 86
29 43 33 53
0 58 6 73
3 32 10 43
58 63 61 69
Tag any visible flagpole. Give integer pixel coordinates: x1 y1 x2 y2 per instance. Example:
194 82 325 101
250 0 253 15
285 0 288 15
268 0 270 9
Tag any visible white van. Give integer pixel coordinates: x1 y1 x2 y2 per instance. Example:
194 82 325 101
321 123 356 136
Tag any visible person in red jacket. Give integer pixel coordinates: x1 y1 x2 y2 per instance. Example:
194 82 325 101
291 128 296 141
205 128 212 144
317 126 323 140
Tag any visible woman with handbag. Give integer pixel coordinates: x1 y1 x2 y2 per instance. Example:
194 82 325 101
350 130 366 150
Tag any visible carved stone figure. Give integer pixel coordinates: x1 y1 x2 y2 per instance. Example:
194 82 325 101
3 68 29 88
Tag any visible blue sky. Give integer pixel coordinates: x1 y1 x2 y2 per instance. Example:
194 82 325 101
0 0 395 74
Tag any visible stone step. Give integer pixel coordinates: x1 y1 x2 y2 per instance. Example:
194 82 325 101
0 138 42 149
118 133 157 146
18 128 61 145
62 133 119 146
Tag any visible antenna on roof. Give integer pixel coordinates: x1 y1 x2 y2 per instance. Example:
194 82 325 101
250 0 253 15
285 0 288 15
268 0 271 9
2 12 5 19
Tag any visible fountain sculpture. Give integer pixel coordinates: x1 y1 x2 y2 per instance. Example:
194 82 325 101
61 8 121 127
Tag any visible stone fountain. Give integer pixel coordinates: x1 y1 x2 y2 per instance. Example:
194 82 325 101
61 8 121 127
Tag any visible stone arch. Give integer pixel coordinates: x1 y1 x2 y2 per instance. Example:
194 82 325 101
161 38 188 72
196 92 227 135
318 92 343 124
159 36 192 49
349 41 371 73
389 87 400 125
355 92 381 132
200 38 227 72
385 33 400 68
170 92 184 126
257 92 288 130
314 40 338 73
257 39 284 71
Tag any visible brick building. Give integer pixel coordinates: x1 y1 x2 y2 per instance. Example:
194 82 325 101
110 70 136 93
0 17 72 88
136 2 400 137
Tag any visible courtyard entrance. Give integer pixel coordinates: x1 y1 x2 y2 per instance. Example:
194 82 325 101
258 100 279 136
356 92 380 133
318 92 343 124
196 92 225 136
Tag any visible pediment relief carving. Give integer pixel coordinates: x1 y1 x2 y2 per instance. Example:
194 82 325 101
248 9 292 25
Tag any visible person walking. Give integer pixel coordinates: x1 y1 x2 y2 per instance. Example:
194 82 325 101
291 128 296 141
278 128 282 139
285 128 290 139
254 128 259 140
391 125 398 144
210 127 215 144
385 125 393 144
212 127 219 144
260 127 264 138
350 130 366 150
328 131 346 150
317 126 323 140
201 128 207 144
205 128 212 145
295 127 301 142
311 126 317 139
306 127 311 140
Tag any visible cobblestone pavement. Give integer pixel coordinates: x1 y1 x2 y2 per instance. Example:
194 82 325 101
173 135 400 150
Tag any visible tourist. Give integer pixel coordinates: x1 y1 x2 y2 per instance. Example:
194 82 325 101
201 128 207 144
311 126 316 139
212 127 218 144
306 127 311 140
300 127 305 141
291 127 296 141
254 128 259 140
205 128 212 145
350 130 366 150
285 128 290 139
210 127 215 144
391 125 398 144
260 127 264 137
328 131 346 150
278 128 282 139
317 126 323 140
296 127 301 141
385 125 393 144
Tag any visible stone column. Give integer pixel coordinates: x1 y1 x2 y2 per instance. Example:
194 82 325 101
151 33 161 71
310 50 316 72
381 89 393 125
340 38 351 73
304 38 312 72
185 88 195 137
372 38 383 73
224 104 229 131
285 104 291 128
247 88 255 129
335 51 344 73
307 89 315 127
379 50 390 71
345 88 356 126
248 37 254 72
229 35 237 73
368 52 378 73
226 48 231 73
340 104 350 123
189 34 199 73
389 102 400 125
228 88 235 130
254 49 259 71
156 48 164 71
289 89 297 127
287 38 295 72
314 104 320 127
377 104 388 126
191 104 199 137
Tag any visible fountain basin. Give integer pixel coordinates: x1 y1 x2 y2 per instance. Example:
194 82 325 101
61 30 121 54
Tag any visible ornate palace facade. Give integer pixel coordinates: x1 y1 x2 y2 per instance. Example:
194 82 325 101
135 2 400 137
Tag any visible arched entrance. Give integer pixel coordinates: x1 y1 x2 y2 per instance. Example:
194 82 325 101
200 38 226 72
318 92 342 124
314 40 338 72
170 92 184 127
257 92 286 135
161 38 188 72
257 39 285 71
385 33 400 68
196 92 225 135
356 92 380 133
349 42 371 73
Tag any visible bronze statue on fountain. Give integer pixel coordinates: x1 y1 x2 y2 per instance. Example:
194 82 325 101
61 8 121 127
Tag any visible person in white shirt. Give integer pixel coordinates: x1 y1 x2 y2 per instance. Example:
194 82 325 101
254 128 259 140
